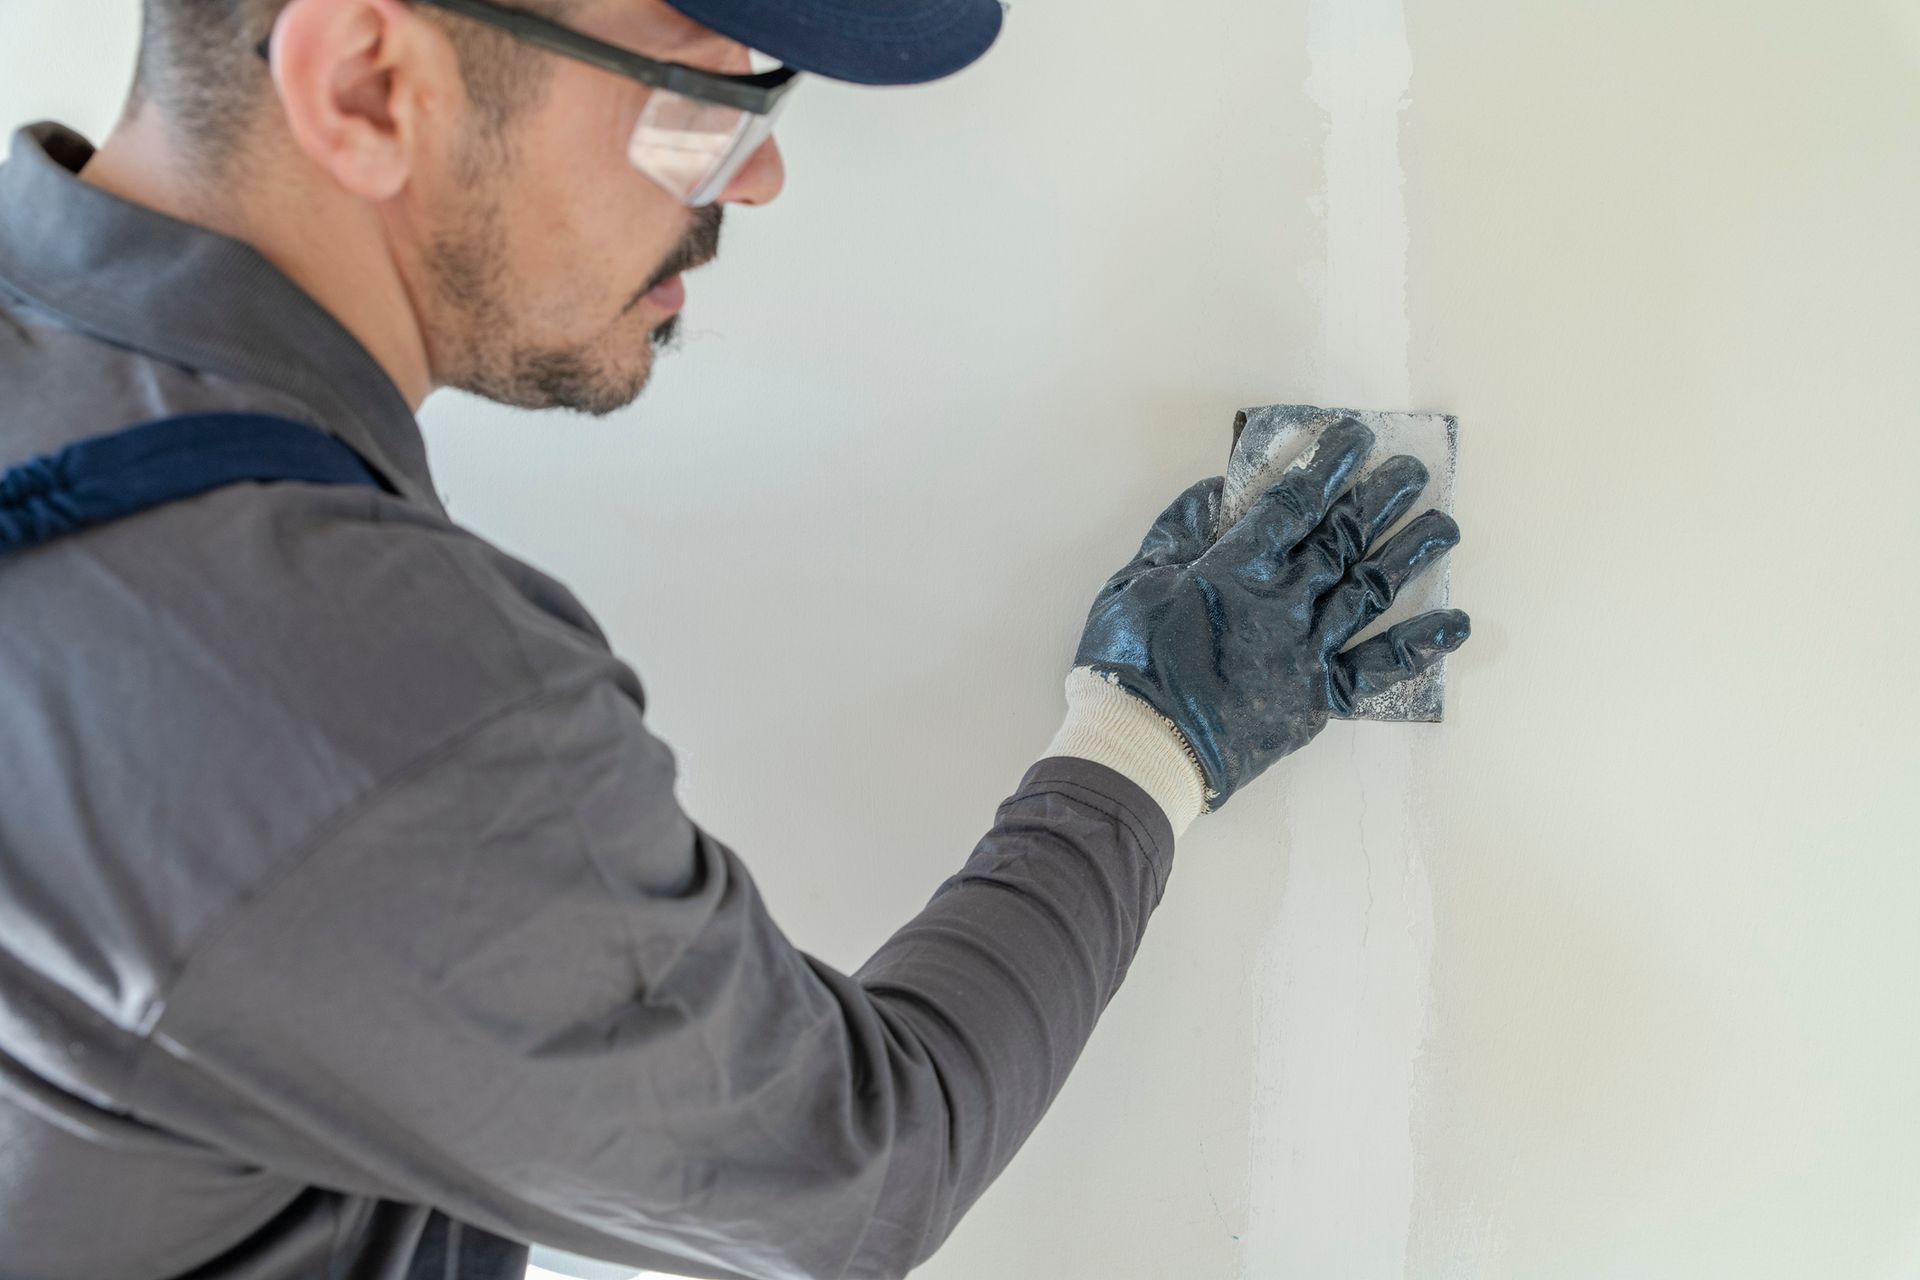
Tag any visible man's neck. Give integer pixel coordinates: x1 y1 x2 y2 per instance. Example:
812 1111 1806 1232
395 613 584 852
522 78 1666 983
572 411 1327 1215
78 109 435 412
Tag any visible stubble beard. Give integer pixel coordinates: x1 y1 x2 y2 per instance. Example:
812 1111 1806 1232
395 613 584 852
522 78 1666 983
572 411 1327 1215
426 157 691 417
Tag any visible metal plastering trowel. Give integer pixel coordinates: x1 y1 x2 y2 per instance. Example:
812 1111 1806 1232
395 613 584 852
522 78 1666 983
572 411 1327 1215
1218 404 1460 723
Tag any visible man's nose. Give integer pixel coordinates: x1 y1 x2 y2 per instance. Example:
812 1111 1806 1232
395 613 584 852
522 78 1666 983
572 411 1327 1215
717 136 784 207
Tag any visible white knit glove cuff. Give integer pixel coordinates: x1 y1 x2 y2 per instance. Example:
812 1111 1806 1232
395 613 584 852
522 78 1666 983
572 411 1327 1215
1040 666 1212 840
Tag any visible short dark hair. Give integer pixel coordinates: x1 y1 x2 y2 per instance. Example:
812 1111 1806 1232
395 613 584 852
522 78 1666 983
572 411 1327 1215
131 0 581 177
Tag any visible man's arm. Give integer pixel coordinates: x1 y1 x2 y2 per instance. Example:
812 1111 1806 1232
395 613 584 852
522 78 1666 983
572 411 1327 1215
133 667 1176 1280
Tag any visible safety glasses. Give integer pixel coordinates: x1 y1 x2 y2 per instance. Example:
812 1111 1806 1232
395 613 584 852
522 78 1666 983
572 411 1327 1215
254 0 800 207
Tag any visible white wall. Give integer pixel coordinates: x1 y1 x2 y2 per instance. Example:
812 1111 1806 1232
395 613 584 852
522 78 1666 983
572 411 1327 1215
5 2 1917 1277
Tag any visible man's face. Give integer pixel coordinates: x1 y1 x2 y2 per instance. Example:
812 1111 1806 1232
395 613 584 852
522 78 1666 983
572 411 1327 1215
413 2 784 416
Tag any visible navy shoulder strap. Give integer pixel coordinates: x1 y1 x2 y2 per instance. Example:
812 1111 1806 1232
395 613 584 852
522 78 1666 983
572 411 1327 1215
0 411 390 558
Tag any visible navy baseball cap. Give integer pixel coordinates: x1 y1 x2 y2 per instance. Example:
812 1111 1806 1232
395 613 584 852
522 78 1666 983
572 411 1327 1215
661 0 1007 86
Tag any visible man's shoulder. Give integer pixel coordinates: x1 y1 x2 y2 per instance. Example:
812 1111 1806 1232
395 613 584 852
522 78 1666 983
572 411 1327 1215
0 282 632 742
0 354 651 1032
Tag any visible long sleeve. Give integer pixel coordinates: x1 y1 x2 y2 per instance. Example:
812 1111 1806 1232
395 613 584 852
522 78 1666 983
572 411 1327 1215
130 667 1178 1280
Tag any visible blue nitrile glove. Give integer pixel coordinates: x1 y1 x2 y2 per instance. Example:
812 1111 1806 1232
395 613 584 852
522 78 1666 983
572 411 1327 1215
1067 417 1470 817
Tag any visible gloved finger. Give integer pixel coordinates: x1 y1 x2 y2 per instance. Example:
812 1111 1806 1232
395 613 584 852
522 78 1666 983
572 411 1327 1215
1129 475 1225 572
1281 454 1431 601
1313 509 1461 644
1201 417 1375 573
1328 609 1472 716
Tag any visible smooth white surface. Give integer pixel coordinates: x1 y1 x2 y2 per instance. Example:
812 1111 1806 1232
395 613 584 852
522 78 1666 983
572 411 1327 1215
4 2 1917 1277
526 1251 652 1280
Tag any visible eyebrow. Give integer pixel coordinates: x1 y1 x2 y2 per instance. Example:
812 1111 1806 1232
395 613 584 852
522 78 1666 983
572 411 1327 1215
605 3 737 61
660 29 747 69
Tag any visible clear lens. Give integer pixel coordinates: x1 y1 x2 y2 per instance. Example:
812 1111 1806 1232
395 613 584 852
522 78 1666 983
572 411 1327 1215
626 83 792 207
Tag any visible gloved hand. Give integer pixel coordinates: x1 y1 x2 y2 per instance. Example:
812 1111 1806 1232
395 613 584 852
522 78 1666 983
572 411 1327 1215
1070 417 1470 815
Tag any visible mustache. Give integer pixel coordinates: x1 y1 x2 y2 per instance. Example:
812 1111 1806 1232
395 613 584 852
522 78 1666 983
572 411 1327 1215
633 204 725 305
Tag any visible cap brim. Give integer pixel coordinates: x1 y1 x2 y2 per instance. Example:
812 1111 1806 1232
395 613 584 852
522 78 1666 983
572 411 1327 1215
663 0 1005 86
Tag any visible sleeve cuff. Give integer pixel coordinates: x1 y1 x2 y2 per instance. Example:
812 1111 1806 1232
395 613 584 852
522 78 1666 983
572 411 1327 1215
1039 666 1210 840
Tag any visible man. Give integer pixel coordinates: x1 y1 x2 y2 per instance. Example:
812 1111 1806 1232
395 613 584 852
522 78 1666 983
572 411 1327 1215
0 0 1468 1275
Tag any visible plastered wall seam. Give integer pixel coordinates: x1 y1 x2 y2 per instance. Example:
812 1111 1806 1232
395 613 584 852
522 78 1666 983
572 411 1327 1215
1240 0 1435 1275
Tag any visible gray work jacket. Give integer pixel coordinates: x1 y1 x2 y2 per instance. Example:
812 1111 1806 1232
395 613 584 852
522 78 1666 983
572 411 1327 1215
0 121 1177 1280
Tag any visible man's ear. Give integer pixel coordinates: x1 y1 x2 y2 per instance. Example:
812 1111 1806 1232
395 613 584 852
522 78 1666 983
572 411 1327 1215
264 0 457 200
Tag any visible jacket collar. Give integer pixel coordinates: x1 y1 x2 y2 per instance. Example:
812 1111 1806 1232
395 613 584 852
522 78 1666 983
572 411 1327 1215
0 121 444 516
